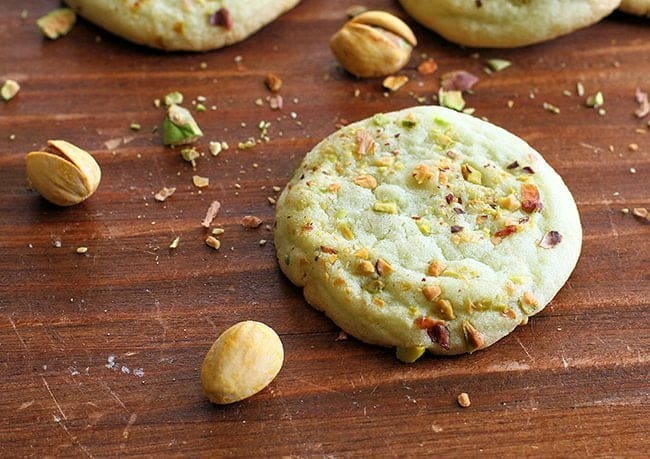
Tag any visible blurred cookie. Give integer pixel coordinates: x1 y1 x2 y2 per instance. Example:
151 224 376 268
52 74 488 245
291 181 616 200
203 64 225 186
64 0 301 51
275 106 582 358
620 0 650 16
398 0 620 47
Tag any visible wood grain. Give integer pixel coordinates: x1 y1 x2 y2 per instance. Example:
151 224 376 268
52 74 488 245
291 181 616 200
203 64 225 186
0 1 648 456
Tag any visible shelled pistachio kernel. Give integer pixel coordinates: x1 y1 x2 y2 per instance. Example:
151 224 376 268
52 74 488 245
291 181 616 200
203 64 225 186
26 140 101 206
201 321 284 404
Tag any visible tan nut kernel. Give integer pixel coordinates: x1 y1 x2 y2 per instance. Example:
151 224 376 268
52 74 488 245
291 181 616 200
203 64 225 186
201 321 284 404
330 11 417 78
26 140 101 206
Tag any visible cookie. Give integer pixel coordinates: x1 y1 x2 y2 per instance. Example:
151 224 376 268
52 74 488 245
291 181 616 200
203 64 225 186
398 0 620 48
63 0 301 51
274 106 582 358
620 0 650 16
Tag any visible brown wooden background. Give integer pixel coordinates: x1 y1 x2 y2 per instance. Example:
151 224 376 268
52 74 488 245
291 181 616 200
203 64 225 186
1 1 648 456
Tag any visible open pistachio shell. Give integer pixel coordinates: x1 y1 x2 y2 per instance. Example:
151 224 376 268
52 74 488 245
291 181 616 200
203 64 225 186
26 140 101 206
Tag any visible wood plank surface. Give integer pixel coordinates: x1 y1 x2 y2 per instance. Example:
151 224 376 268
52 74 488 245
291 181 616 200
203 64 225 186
0 1 648 457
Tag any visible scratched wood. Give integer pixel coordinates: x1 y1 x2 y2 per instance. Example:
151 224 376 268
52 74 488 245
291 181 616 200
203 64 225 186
0 1 648 457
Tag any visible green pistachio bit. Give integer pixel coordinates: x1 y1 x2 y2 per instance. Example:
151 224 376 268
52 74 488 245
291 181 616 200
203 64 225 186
163 104 203 146
542 102 560 114
1 80 20 101
485 59 511 72
181 147 200 163
164 92 184 106
438 89 465 112
433 117 449 127
196 103 206 112
461 163 482 185
373 201 398 214
130 123 141 131
396 346 426 363
416 219 431 235
585 91 604 108
37 8 76 40
372 113 390 127
401 119 417 128
363 279 385 294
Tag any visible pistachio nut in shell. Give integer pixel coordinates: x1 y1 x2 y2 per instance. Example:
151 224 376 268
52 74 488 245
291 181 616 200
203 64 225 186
26 140 101 206
201 321 284 404
330 10 417 78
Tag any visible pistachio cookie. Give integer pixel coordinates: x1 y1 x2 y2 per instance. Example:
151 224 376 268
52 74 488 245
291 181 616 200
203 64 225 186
620 0 650 16
274 106 581 359
398 0 620 48
64 0 301 51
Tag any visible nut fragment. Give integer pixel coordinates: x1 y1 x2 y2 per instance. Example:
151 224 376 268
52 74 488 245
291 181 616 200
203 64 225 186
396 346 426 363
382 75 409 92
330 11 417 78
422 285 442 302
264 73 282 92
201 321 284 404
26 140 101 206
241 215 263 228
457 392 471 408
1 80 20 101
353 174 377 189
427 260 446 276
462 321 484 350
163 104 203 146
37 8 76 40
205 236 221 250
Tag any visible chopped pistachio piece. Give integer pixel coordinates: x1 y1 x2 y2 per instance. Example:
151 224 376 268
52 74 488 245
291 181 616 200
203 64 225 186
461 163 482 185
382 75 409 92
209 141 222 156
542 102 560 114
192 175 209 188
438 89 465 111
181 147 200 165
396 346 426 363
373 201 398 214
130 123 141 131
163 104 203 146
164 92 183 106
211 228 225 236
205 236 221 250
485 59 511 72
37 8 76 40
1 80 20 101
372 113 390 127
169 236 180 249
585 91 604 108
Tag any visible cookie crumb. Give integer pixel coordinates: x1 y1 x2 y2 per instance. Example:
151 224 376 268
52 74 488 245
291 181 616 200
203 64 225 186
457 392 471 408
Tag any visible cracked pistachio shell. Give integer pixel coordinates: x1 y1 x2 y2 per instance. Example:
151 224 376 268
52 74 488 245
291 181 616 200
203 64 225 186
330 10 417 78
201 321 284 404
26 140 101 206
163 104 203 146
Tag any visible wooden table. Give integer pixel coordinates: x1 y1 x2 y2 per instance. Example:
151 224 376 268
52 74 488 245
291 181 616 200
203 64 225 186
1 1 648 456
